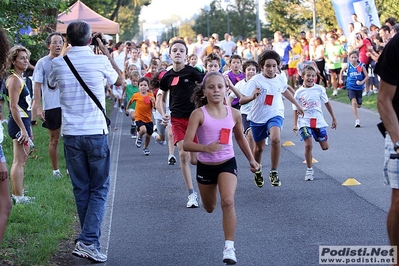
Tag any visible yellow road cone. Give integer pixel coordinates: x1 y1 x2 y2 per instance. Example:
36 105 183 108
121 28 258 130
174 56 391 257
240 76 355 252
342 178 361 186
282 141 295 146
303 158 318 163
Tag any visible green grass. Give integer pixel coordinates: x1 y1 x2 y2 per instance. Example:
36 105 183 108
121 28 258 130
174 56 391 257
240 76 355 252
0 98 113 265
326 87 378 112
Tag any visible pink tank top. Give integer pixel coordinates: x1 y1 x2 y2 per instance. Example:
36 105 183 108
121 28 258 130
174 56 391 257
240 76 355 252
197 105 235 163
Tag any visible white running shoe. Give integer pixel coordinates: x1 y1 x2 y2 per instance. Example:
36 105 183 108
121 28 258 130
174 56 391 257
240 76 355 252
332 90 338 96
72 241 107 263
186 192 199 208
53 169 62 178
223 247 237 265
355 119 361 128
152 132 167 146
12 195 35 204
305 168 314 181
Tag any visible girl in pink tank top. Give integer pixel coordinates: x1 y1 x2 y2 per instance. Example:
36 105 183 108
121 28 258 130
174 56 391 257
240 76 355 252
183 72 259 265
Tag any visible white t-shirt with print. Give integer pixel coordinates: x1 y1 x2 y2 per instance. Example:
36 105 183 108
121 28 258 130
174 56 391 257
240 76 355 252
241 73 288 124
292 84 329 128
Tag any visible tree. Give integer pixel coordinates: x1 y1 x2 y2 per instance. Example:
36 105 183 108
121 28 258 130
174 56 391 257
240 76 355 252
264 0 310 37
0 0 68 60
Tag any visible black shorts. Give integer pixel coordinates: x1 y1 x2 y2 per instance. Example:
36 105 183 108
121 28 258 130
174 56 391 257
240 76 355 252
136 120 154 136
42 107 61 130
196 157 237 185
281 64 288 70
8 117 31 139
347 89 363 105
329 68 341 75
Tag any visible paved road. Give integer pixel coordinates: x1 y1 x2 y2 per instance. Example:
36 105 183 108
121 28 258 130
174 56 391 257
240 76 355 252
71 97 392 266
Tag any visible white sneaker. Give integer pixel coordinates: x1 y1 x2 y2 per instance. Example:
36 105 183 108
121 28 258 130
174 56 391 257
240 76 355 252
362 91 367 97
355 119 361 128
12 194 35 204
152 132 167 146
332 90 338 96
223 247 237 265
186 192 199 208
305 168 314 181
72 241 107 262
53 169 62 178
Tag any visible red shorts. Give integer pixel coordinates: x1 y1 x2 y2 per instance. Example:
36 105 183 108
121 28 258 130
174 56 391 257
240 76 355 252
171 117 198 145
288 68 298 77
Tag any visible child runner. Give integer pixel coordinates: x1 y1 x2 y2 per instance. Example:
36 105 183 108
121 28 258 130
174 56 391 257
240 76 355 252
228 59 260 152
339 49 369 127
226 55 246 109
293 65 337 181
144 59 159 80
151 70 177 165
159 39 205 208
240 49 304 187
188 53 205 73
126 77 155 155
183 71 259 265
124 70 140 138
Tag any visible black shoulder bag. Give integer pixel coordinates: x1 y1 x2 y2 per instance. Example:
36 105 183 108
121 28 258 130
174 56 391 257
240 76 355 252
63 55 111 127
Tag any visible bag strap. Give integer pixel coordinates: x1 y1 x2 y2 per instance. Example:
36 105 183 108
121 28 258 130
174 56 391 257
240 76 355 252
63 55 109 123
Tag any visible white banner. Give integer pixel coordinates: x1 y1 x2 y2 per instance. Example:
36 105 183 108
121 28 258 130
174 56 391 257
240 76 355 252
353 0 381 28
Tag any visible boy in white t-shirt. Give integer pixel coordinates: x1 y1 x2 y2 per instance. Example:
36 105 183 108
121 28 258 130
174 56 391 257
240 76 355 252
293 65 337 181
240 50 304 187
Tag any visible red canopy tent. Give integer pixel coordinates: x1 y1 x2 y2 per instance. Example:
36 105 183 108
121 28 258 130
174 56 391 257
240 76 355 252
56 0 119 34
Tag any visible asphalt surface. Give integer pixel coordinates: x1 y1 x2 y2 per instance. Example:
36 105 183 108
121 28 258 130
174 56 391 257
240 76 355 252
71 94 393 266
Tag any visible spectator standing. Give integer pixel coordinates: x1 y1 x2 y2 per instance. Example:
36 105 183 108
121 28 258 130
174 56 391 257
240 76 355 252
353 27 372 96
48 20 123 263
33 32 64 178
219 33 236 57
375 32 399 252
0 27 12 244
5 45 33 204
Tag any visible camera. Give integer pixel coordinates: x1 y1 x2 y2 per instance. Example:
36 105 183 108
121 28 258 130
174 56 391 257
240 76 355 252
91 33 107 46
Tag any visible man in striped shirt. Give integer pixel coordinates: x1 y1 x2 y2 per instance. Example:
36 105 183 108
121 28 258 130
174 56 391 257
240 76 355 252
48 20 123 263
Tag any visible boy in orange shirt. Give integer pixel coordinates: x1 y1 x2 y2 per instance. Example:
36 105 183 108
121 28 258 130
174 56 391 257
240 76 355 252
126 77 155 155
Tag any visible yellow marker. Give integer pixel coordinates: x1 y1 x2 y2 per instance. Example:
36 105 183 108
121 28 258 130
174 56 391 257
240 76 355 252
282 141 295 146
303 158 318 163
342 178 361 186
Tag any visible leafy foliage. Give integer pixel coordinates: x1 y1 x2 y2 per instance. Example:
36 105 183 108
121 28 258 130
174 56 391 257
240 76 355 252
0 0 68 60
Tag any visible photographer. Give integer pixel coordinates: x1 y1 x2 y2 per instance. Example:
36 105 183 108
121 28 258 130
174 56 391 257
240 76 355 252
48 20 123 263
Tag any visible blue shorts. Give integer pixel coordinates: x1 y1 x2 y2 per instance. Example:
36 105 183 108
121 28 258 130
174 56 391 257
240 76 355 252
250 116 284 143
299 126 328 142
347 89 363 106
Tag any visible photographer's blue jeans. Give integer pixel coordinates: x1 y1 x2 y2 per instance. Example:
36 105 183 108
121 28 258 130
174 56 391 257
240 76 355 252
63 134 110 250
